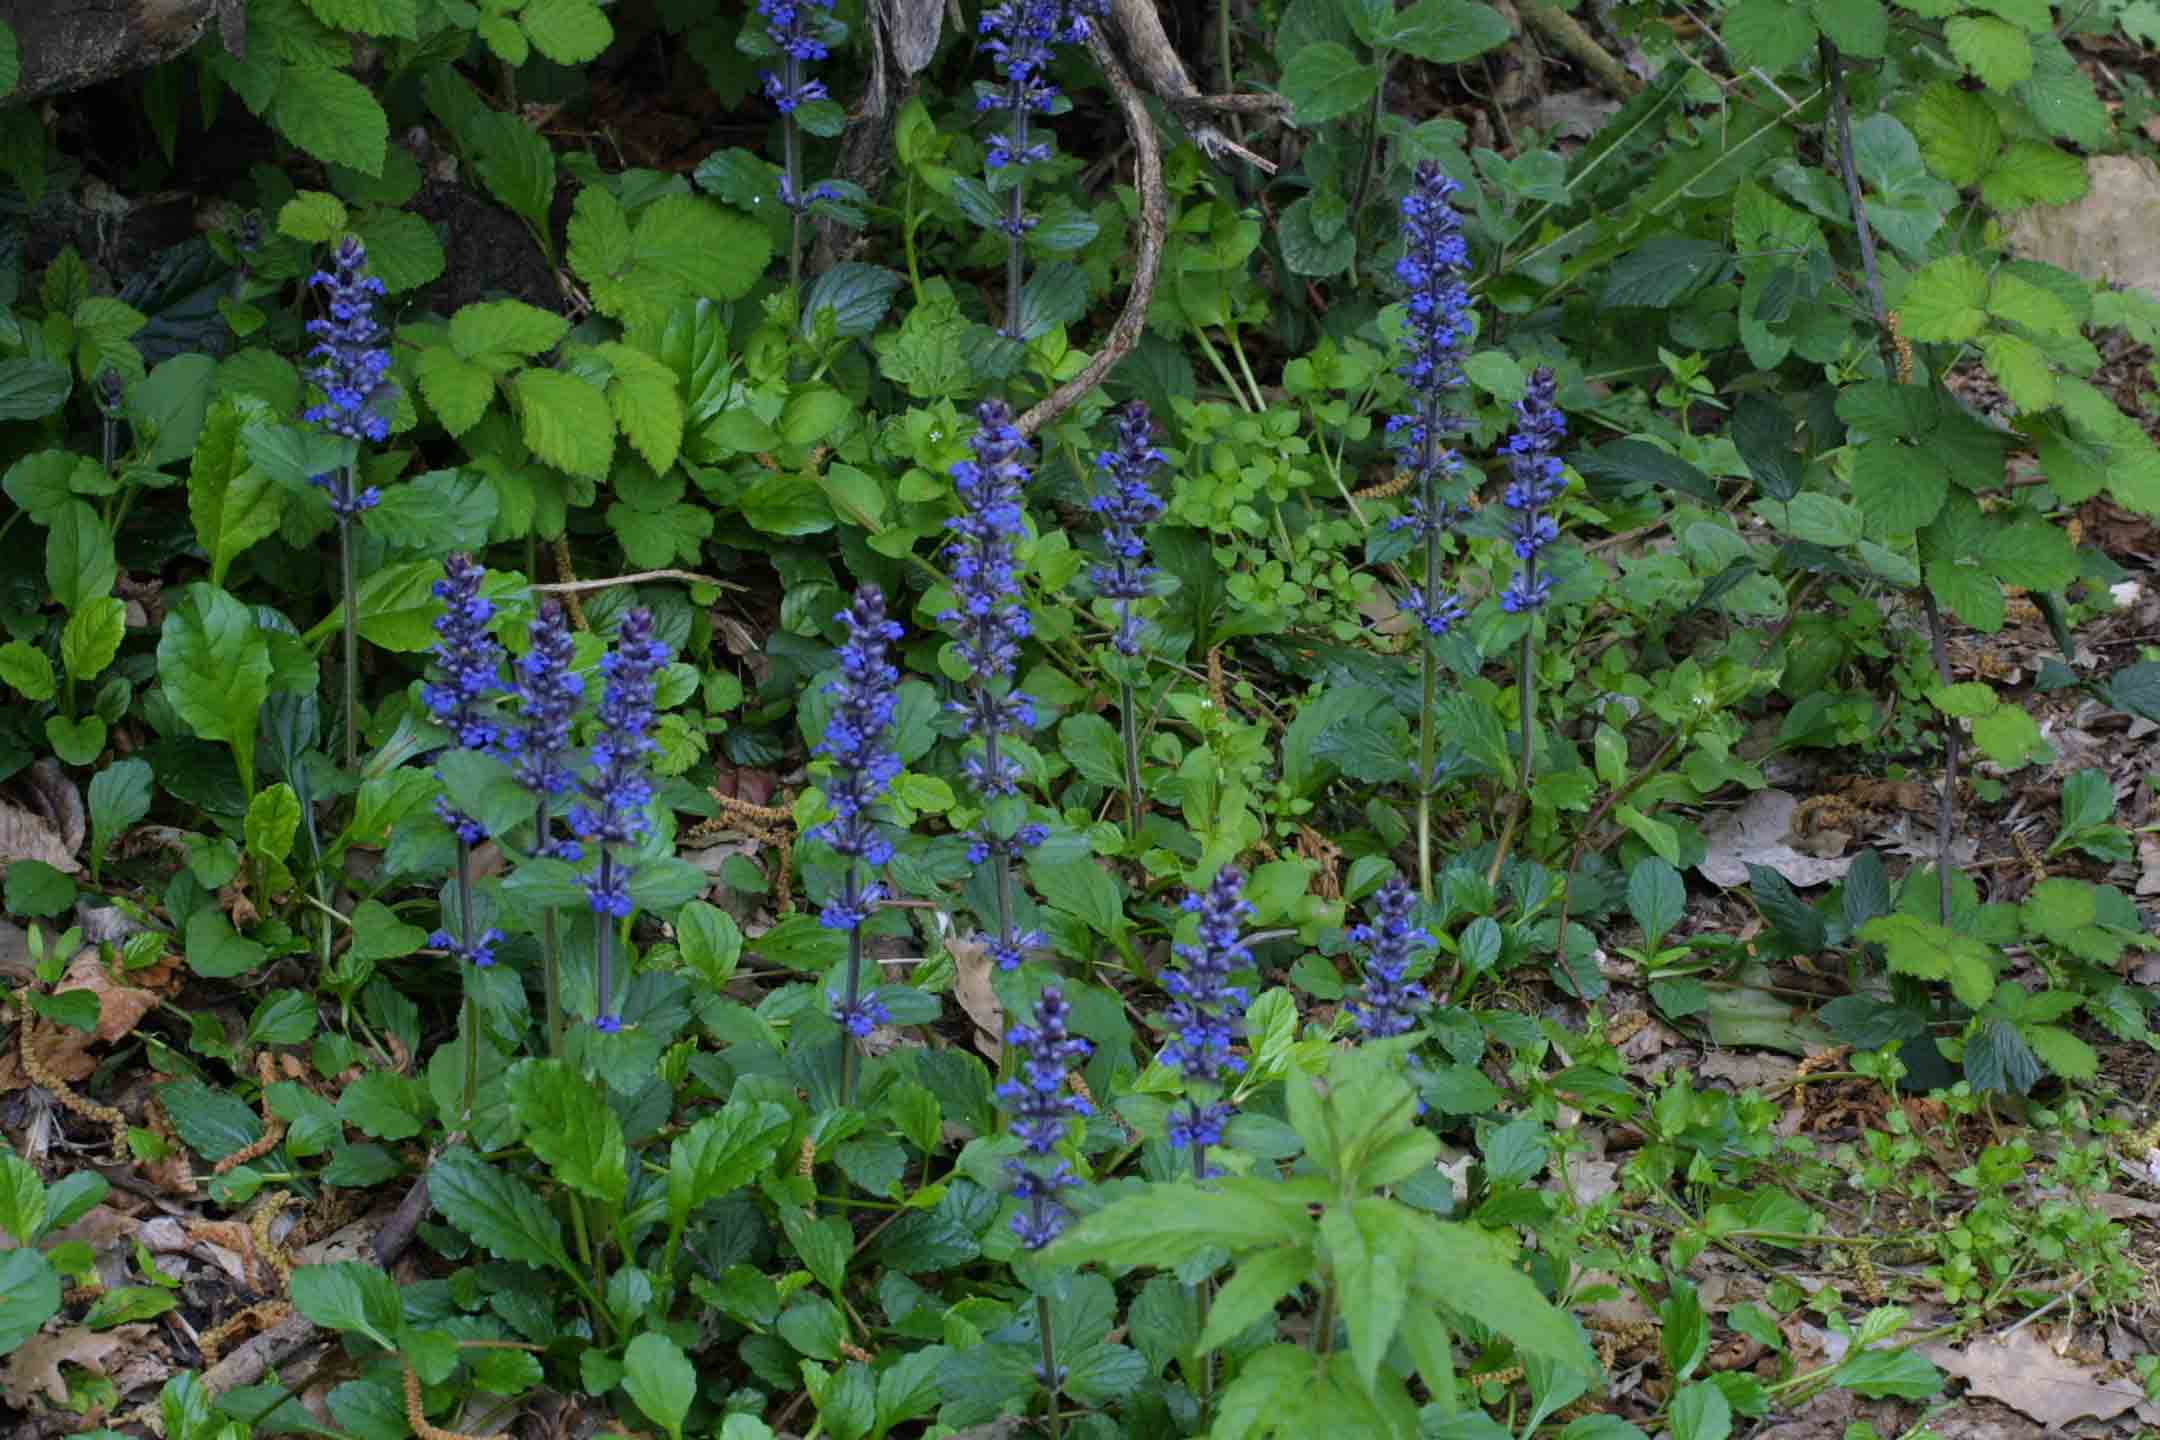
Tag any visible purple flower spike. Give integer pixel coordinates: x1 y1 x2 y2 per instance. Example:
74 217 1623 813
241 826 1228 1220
1498 367 1569 615
1089 401 1167 657
997 986 1091 1250
568 608 669 867
425 554 502 753
302 235 394 445
594 1014 625 1034
1386 163 1474 638
509 600 585 801
1347 879 1433 1038
831 990 892 1037
1161 866 1255 1089
811 585 904 877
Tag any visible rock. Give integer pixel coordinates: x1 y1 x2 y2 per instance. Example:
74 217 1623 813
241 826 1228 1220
2004 154 2160 298
0 0 243 106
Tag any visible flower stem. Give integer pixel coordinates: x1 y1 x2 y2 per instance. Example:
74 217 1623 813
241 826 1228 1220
839 865 864 1106
339 504 359 773
1004 102 1029 339
595 847 616 1020
783 57 803 292
537 799 565 1057
1415 482 1441 903
1036 1293 1064 1440
1119 680 1145 845
456 838 479 1126
985 730 1016 947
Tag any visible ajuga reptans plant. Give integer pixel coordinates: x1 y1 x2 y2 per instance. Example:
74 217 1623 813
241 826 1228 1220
569 608 670 1033
1161 866 1253 1180
945 399 1048 971
509 599 585 1054
997 984 1091 1439
1090 400 1167 842
1347 877 1433 1038
747 0 847 289
1495 366 1569 871
813 585 904 1104
1386 164 1473 901
302 234 395 772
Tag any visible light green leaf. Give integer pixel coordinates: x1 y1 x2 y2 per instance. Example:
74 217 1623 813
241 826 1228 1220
506 1058 628 1203
413 347 495 436
352 210 444 294
47 500 116 613
515 368 615 479
621 1332 695 1439
1279 43 1377 127
1196 1245 1311 1354
0 642 54 702
601 342 684 475
1898 256 1989 343
1812 0 1887 57
1900 81 2000 187
1945 15 2032 90
289 1261 401 1342
452 300 569 370
1850 441 1947 532
1980 141 2087 211
1045 1179 1317 1269
1978 332 2054 411
278 191 349 244
1723 0 1817 72
60 596 124 682
189 396 284 587
429 1145 574 1273
631 195 772 305
245 784 302 866
520 0 614 65
272 65 388 177
2024 1023 2097 1081
1859 914 1999 1007
157 584 271 789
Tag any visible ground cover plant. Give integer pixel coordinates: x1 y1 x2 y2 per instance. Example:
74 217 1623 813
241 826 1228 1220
1 1 2160 1438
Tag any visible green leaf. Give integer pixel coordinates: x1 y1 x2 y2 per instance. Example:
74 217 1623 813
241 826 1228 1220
61 596 124 682
1859 914 1998 1008
1850 440 1947 532
1377 1 1513 63
1980 141 2087 211
1811 0 1887 56
453 299 570 369
1970 704 2047 769
278 191 348 244
1601 237 1729 309
1924 558 2004 633
413 347 495 436
350 559 451 652
1029 855 1125 938
429 1145 574 1274
290 1261 401 1342
347 899 427 961
1669 1381 1732 1440
47 500 116 613
515 368 615 479
0 642 54 701
632 195 771 305
0 22 18 102
1327 1202 1410 1391
520 0 614 65
0 1250 62 1354
1988 271 2079 337
2025 1023 2097 1081
1045 1178 1316 1269
1723 0 1817 73
1946 15 2032 90
2014 35 2109 147
244 784 301 867
157 584 272 791
1196 1244 1310 1353
1778 493 1862 548
0 1155 43 1245
1399 1209 1598 1376
1898 256 1990 343
352 209 444 294
1626 858 1685 947
1901 81 2000 188
601 343 684 475
365 468 498 552
272 66 388 177
621 1332 696 1439
338 1070 428 1141
1978 332 2054 411
1280 43 1377 127
1057 713 1128 790
1834 1346 1943 1400
86 759 151 864
158 1079 264 1161
506 1058 628 1203
666 1099 791 1230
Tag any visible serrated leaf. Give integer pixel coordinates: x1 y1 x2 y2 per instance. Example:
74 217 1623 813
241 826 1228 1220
1924 558 2005 633
413 348 495 436
278 191 348 243
1945 15 2032 90
505 1058 628 1203
1980 141 2087 211
429 1145 574 1273
521 0 613 63
1859 914 1998 1008
1378 0 1513 63
1813 0 1888 56
1601 236 1729 309
515 367 615 479
1898 256 1989 343
1850 440 1947 532
452 300 569 369
1901 81 2000 187
272 66 388 177
1724 0 1818 72
1280 43 1377 127
1978 332 2054 411
600 342 684 474
1980 517 2075 589
352 210 443 294
633 194 771 305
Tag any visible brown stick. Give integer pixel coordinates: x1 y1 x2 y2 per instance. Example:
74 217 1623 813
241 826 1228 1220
1014 26 1168 440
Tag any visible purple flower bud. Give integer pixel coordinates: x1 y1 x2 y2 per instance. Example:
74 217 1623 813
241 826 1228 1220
810 586 904 878
1088 401 1166 657
1497 367 1568 613
996 986 1091 1249
1346 879 1433 1037
302 235 395 446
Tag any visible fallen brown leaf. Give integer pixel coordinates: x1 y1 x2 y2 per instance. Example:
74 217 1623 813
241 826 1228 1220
949 935 1004 1061
1 1323 157 1408
1697 789 1856 890
0 798 79 876
1922 1329 2152 1429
